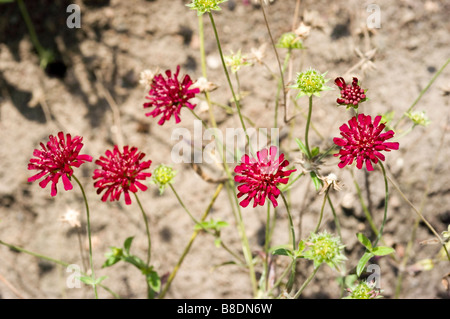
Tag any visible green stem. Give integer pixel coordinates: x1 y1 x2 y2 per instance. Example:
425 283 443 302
305 96 313 158
0 240 119 298
208 12 250 149
394 57 450 130
260 2 288 123
263 203 271 292
133 193 152 267
72 175 98 299
350 169 379 237
158 183 223 299
280 192 296 251
373 162 389 247
386 173 450 261
201 13 257 297
274 51 291 128
293 265 320 298
17 0 52 67
314 188 329 233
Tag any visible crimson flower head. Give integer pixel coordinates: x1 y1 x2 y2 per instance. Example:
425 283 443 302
93 145 152 205
234 146 296 208
333 114 399 171
335 77 367 109
28 132 93 197
143 65 200 125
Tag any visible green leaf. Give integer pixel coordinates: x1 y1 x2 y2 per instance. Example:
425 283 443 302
272 248 293 257
123 237 134 255
356 252 374 277
146 271 161 292
102 256 121 268
214 237 222 248
356 233 373 251
372 246 395 256
310 171 321 191
123 255 146 270
79 275 95 285
295 138 308 157
311 147 320 158
93 276 108 285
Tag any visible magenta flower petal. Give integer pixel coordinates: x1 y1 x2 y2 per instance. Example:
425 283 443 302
143 65 200 125
334 76 367 109
93 145 152 205
234 146 296 208
333 113 399 171
27 132 92 196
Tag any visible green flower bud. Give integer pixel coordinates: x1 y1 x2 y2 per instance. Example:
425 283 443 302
151 164 176 195
345 280 382 299
224 50 252 73
276 32 304 50
292 68 332 98
406 110 431 127
304 231 346 270
186 0 228 16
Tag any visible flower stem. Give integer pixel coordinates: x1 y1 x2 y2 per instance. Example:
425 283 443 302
199 13 258 297
133 193 153 299
314 188 329 233
394 57 450 130
293 265 320 298
133 193 151 267
208 12 251 149
0 240 119 298
373 162 388 247
260 2 288 123
72 175 98 299
305 96 313 159
280 192 296 251
158 183 223 299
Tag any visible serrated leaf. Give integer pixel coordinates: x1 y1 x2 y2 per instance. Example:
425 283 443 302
356 252 374 277
123 236 134 255
356 233 373 251
372 246 395 256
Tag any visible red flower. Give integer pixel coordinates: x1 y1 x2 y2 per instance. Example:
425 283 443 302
335 77 367 108
93 145 152 205
333 114 399 171
28 132 93 196
234 146 296 208
143 65 200 125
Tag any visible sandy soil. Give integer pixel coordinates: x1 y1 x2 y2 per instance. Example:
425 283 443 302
0 0 449 299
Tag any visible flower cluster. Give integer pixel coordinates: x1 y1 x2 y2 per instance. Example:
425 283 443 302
406 110 431 127
151 164 177 195
333 114 399 171
276 32 304 50
92 145 152 205
225 50 252 73
186 0 228 15
28 132 93 196
345 280 382 299
335 77 367 109
234 146 296 208
143 65 199 125
304 231 346 270
292 68 331 98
